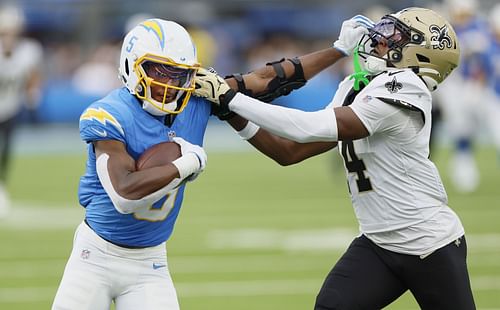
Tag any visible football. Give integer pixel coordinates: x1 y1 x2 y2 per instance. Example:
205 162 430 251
135 141 181 170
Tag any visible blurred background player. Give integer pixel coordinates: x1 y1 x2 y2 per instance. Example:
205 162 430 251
485 4 500 160
435 0 493 193
0 3 43 217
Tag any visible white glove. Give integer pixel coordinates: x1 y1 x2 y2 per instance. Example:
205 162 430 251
193 67 231 105
333 15 374 56
171 137 207 181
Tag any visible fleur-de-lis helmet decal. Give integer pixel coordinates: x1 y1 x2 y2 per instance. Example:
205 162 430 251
429 24 453 50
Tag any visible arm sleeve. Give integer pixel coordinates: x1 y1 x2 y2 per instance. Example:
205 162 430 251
96 153 182 214
229 93 338 142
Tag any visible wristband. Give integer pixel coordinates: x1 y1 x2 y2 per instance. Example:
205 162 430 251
172 153 200 180
237 121 260 140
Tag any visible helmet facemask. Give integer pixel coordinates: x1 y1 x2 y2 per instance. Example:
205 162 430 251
135 54 198 115
357 15 423 74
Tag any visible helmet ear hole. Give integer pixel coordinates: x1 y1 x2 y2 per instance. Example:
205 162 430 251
416 54 430 63
124 58 130 76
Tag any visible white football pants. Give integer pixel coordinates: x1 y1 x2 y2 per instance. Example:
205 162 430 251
52 222 180 310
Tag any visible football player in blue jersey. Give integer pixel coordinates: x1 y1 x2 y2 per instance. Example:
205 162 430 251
52 19 210 310
486 4 500 161
52 17 360 310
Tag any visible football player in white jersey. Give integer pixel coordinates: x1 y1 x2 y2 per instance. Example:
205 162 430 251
0 4 42 216
195 7 475 309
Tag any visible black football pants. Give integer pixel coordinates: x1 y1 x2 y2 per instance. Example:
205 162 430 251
315 234 475 310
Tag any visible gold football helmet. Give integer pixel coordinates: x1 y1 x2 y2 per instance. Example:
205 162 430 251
358 7 460 90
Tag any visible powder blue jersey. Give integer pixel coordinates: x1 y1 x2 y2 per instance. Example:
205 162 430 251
454 18 491 80
486 38 500 96
78 88 211 247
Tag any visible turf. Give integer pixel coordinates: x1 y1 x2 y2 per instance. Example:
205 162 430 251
1 147 499 309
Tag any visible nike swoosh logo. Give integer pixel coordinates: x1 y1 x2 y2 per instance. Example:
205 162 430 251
91 128 107 137
153 263 166 270
388 70 404 76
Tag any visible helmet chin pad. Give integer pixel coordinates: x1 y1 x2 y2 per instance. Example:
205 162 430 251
363 56 388 74
141 89 186 116
142 100 174 116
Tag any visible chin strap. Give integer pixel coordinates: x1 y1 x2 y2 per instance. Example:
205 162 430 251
349 46 370 91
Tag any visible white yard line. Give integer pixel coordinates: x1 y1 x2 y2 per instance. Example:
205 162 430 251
1 275 500 303
0 287 56 303
0 203 84 230
206 228 500 252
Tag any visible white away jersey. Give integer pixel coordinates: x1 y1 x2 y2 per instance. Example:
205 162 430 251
331 69 464 255
0 38 42 121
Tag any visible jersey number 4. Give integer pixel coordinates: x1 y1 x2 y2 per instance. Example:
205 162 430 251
341 141 373 193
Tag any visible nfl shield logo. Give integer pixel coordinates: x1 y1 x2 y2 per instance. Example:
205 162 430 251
81 249 91 260
167 130 176 140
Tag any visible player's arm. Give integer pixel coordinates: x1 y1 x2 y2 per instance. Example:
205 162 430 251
193 15 371 163
221 15 373 104
93 139 205 214
227 115 337 166
225 48 343 102
225 89 369 143
94 140 179 200
195 73 369 152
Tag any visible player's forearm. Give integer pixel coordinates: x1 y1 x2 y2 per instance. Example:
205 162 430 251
248 131 337 166
115 165 180 200
226 47 344 96
97 154 182 214
227 114 336 165
298 47 345 80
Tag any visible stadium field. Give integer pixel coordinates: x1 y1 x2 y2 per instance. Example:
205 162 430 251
1 145 499 309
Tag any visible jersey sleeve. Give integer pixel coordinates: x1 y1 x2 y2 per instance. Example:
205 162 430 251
79 104 126 143
349 70 429 136
349 96 403 135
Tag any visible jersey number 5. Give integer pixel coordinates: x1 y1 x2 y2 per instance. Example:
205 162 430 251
341 141 373 192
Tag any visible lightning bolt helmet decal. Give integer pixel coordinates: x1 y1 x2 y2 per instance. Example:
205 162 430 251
140 20 165 49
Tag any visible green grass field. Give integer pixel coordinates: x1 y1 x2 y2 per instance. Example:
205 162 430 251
1 147 499 309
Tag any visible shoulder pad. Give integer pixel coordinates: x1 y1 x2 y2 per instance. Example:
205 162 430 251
79 105 126 142
360 70 432 114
